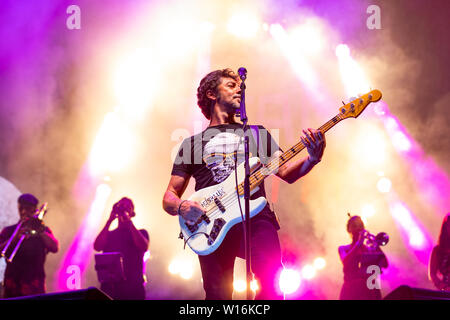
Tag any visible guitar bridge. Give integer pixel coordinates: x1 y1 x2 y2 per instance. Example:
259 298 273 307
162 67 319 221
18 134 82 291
185 213 211 234
207 218 225 245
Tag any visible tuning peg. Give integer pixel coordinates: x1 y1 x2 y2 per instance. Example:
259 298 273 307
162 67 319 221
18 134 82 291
342 101 346 105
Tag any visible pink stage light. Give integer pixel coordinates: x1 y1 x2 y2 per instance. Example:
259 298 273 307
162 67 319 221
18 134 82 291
279 268 301 295
337 45 449 217
313 257 326 270
378 102 450 214
389 201 433 264
56 183 112 291
301 264 316 280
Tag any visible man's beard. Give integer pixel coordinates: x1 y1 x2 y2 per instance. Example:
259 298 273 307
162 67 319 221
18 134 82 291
217 95 240 114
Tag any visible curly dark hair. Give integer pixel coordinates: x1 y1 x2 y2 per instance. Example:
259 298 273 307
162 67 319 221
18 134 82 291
197 68 239 120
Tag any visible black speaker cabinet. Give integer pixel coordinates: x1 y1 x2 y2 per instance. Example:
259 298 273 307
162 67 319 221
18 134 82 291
3 287 112 300
384 285 450 300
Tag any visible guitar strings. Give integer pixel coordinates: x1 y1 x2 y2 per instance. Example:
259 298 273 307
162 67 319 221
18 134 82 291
183 105 375 247
184 102 371 246
189 118 340 223
203 139 308 220
182 117 346 248
204 136 310 219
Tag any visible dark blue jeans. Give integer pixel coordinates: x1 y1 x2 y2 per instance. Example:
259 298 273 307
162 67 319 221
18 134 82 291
198 216 283 300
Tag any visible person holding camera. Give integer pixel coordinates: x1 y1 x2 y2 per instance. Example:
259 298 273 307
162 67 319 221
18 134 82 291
93 197 149 299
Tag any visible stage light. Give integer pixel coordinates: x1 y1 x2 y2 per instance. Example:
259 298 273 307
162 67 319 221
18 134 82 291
335 44 371 98
279 268 301 294
373 101 388 116
377 177 392 193
233 279 259 293
168 256 195 280
86 183 112 227
409 227 425 249
179 265 194 280
313 257 326 270
351 124 387 167
233 279 246 293
250 279 259 292
361 204 376 223
57 182 111 290
88 112 135 176
391 202 413 228
391 131 412 152
168 260 180 275
335 44 350 58
199 21 216 34
384 116 399 131
270 23 318 90
227 11 260 38
290 21 324 55
113 49 157 119
390 202 427 250
301 264 316 280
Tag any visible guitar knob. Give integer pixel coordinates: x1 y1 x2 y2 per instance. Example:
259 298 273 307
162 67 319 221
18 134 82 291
341 108 346 114
368 94 373 100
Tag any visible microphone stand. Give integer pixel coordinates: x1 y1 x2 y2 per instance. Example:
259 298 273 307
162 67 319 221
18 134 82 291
237 67 252 300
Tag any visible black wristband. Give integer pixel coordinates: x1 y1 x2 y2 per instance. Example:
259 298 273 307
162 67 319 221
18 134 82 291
177 200 187 215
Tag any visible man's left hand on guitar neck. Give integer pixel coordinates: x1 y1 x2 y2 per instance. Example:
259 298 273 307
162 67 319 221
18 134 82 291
275 128 326 184
301 128 325 164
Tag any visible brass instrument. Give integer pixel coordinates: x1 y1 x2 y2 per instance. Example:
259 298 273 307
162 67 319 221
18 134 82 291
1 203 48 262
363 230 389 250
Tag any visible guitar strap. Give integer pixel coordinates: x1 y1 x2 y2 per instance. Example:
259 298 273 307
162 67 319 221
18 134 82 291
249 125 281 229
249 125 261 157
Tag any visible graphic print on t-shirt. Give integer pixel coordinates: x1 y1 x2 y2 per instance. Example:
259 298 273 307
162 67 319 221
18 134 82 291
203 132 248 183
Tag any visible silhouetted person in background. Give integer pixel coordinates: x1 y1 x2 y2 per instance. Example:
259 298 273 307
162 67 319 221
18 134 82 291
338 214 388 300
94 197 149 299
429 213 450 291
0 193 59 298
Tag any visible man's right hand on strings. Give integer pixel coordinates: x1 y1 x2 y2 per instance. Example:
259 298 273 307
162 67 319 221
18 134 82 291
179 200 205 225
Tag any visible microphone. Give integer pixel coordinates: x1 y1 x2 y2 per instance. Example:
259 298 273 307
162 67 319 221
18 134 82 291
237 67 247 80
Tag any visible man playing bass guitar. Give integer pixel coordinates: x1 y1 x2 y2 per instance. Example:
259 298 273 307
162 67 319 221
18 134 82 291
162 68 326 300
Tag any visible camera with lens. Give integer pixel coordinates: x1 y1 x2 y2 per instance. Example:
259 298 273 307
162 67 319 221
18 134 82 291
112 202 128 218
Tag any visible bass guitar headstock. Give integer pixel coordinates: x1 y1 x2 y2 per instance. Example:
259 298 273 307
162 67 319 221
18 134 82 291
339 89 382 119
